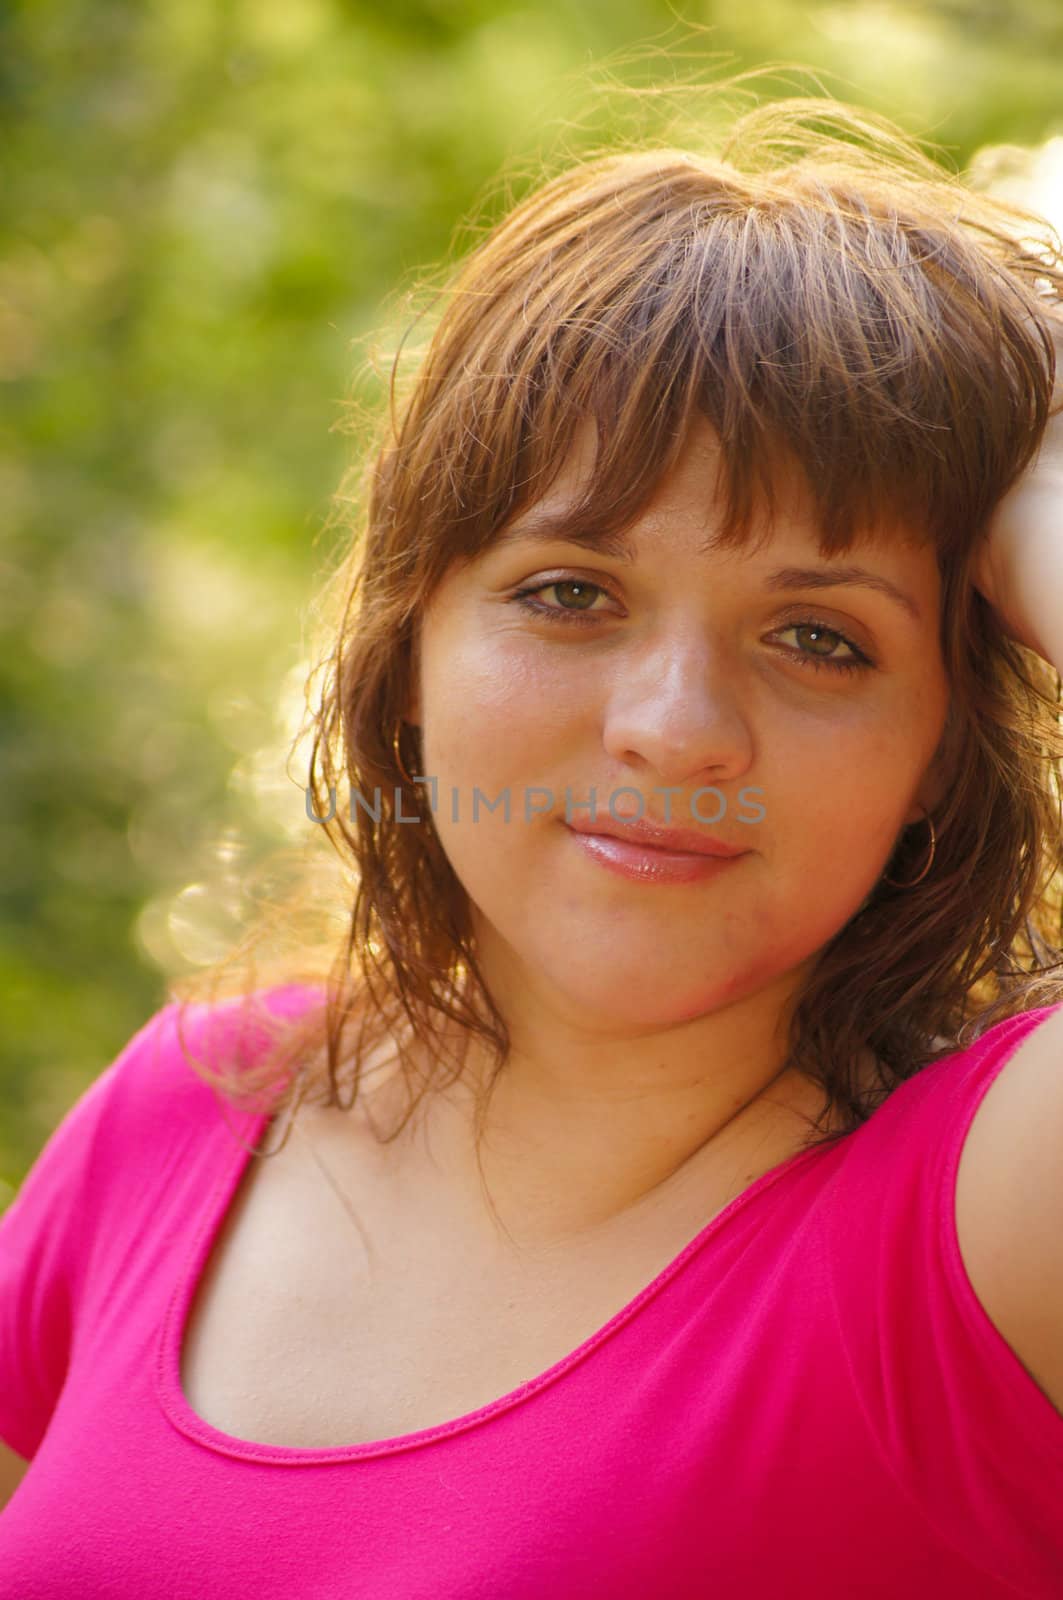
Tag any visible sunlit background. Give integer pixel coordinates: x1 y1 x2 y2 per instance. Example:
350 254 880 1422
4 0 1063 1200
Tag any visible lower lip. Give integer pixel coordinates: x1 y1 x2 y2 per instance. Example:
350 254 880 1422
566 828 748 884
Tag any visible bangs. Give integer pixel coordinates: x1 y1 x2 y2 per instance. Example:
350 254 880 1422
381 140 1062 589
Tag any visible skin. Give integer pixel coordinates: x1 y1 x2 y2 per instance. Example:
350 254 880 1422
393 413 953 1255
973 313 1063 663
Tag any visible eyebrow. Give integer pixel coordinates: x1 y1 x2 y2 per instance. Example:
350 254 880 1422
763 565 922 624
494 512 923 624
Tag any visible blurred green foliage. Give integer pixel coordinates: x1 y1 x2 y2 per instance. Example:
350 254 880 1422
4 0 1063 1201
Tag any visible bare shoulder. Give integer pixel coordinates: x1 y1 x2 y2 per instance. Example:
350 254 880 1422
0 1433 30 1514
954 1004 1063 1417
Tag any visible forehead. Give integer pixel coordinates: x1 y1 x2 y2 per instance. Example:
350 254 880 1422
491 414 937 608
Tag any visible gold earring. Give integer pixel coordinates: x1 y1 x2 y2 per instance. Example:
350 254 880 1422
392 723 415 786
883 806 936 888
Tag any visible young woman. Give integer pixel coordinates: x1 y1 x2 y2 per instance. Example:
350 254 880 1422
2 90 1063 1596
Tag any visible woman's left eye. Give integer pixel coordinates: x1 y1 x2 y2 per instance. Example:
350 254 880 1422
771 622 873 676
509 580 876 677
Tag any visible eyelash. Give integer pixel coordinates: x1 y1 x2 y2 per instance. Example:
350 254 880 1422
508 580 875 676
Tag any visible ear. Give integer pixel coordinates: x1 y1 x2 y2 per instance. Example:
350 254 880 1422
908 701 958 824
403 638 422 726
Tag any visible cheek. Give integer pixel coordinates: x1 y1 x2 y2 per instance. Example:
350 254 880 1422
419 630 590 781
764 713 933 850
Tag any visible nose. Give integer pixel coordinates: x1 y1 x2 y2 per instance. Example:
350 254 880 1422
601 626 754 788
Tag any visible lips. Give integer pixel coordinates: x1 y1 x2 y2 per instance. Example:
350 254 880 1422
564 814 747 858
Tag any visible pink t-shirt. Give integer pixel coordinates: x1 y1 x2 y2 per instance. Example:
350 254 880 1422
2 984 1063 1598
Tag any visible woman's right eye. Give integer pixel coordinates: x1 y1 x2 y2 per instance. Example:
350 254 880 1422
509 579 615 624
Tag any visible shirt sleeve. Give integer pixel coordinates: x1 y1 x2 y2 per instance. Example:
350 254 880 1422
821 1002 1063 1590
0 1006 177 1461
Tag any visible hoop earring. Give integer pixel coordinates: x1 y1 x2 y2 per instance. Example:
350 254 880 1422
883 806 936 888
392 723 416 787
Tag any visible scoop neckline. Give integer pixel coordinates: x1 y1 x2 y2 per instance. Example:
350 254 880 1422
156 1097 831 1466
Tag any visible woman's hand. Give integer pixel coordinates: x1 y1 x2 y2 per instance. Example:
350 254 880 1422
971 319 1063 672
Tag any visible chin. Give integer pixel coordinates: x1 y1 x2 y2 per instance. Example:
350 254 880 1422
546 968 747 1030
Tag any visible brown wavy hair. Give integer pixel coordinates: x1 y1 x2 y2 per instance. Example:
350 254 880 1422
167 77 1063 1168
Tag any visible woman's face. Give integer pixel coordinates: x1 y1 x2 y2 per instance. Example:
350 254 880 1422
408 416 952 1030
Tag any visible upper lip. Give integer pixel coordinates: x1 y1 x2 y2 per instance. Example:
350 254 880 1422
565 813 749 858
